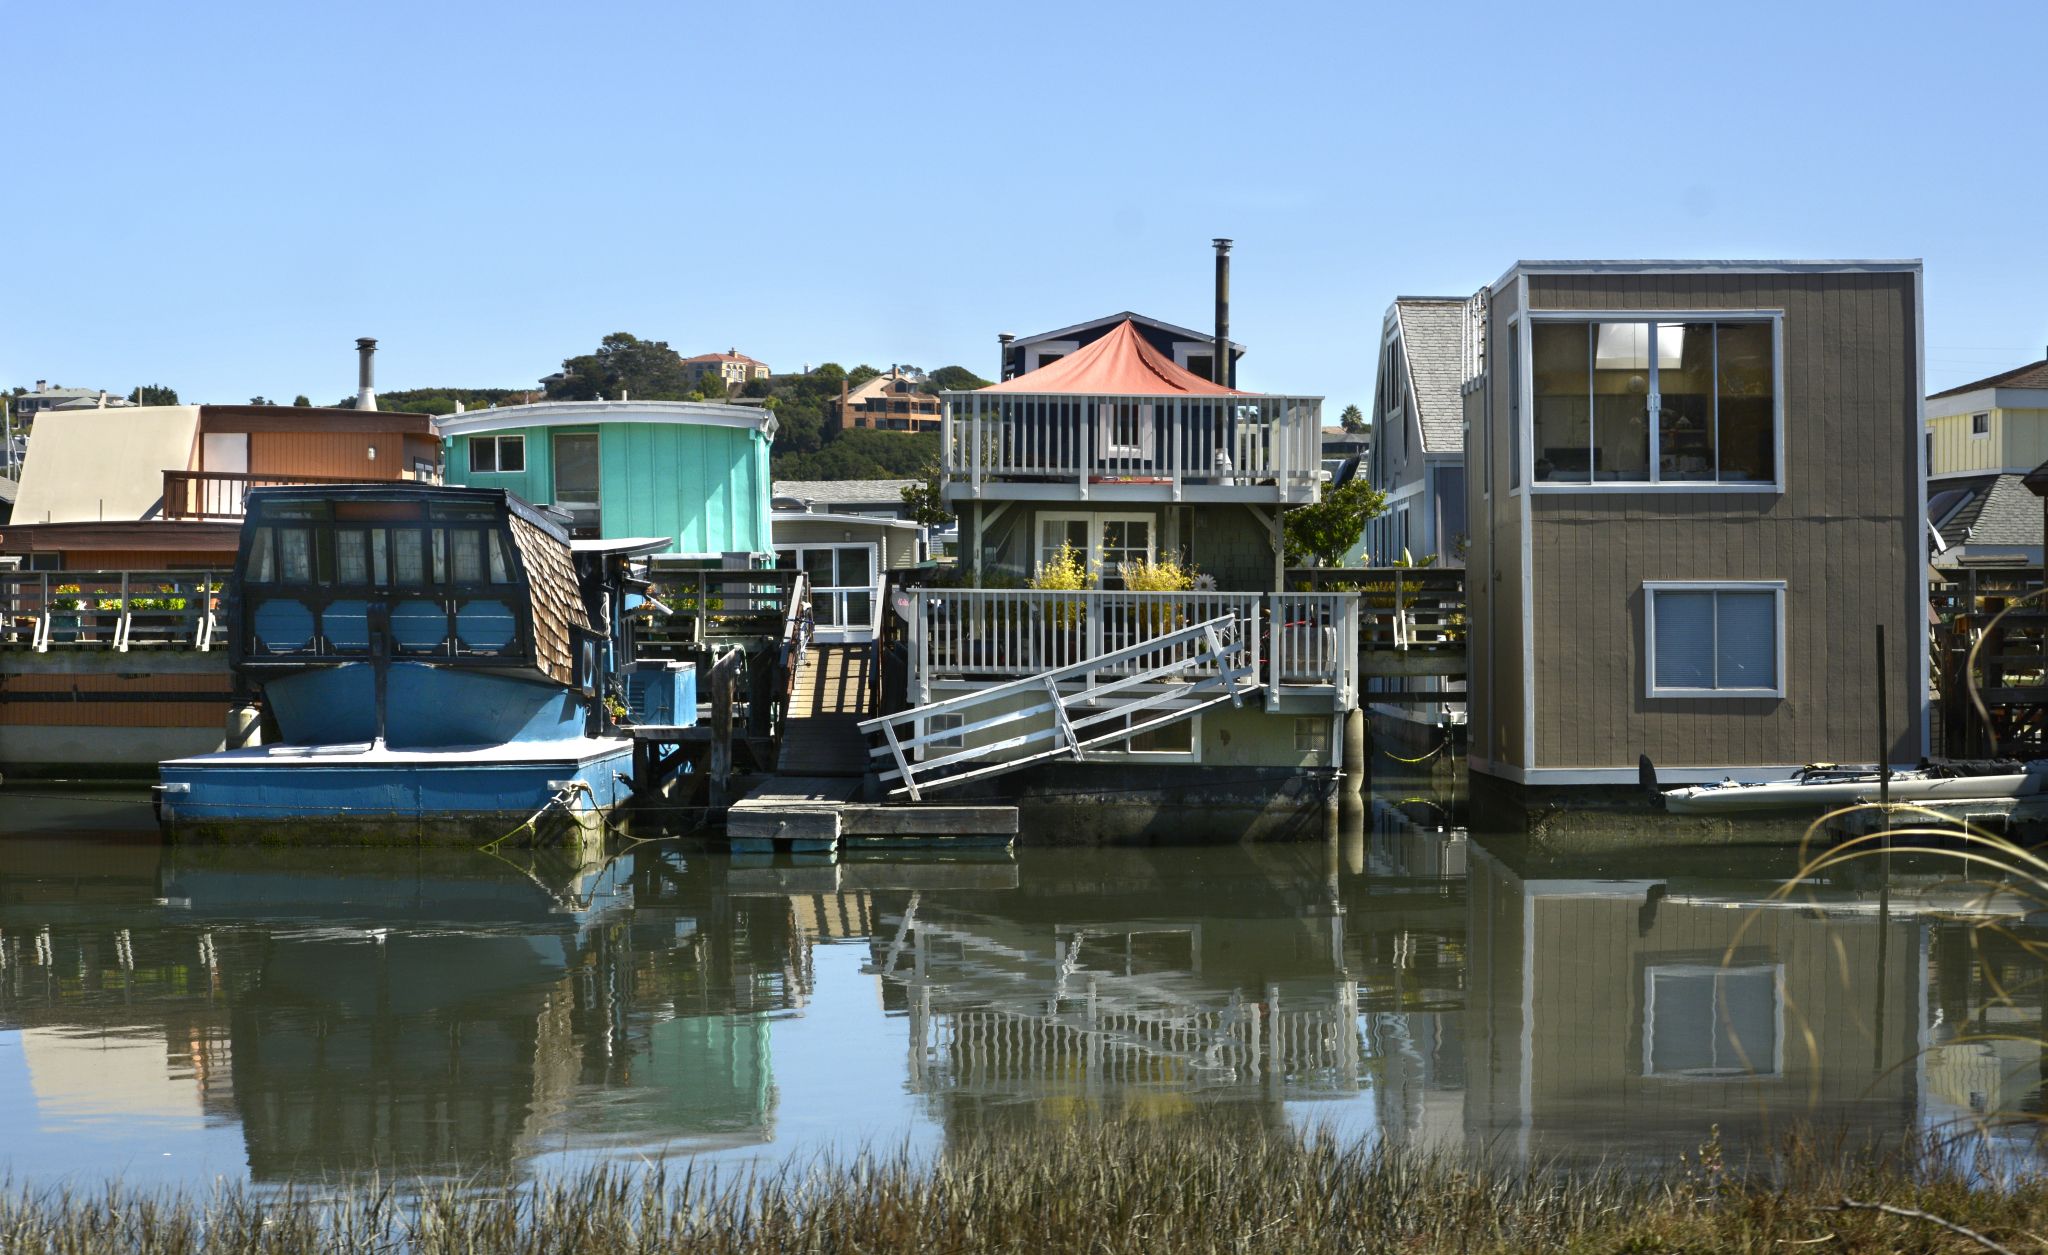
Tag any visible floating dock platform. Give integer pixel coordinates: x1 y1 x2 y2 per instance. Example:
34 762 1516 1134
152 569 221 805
726 775 1017 854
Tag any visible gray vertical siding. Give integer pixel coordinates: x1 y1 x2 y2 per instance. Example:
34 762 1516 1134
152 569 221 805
1469 281 1525 769
1519 269 1922 770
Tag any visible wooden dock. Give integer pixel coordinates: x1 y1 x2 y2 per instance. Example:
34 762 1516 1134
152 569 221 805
777 644 874 776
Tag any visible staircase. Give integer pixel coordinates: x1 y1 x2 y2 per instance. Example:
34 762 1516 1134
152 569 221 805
860 614 1255 800
777 643 874 776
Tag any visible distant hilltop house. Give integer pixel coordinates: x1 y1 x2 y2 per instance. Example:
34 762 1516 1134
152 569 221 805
831 367 941 433
1926 350 2048 570
13 382 132 426
998 311 1244 386
684 349 772 392
1367 297 1467 567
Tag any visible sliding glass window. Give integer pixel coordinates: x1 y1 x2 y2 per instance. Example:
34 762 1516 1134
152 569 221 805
1528 319 1775 486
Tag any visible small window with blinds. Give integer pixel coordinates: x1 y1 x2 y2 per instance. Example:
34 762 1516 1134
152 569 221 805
1645 583 1784 698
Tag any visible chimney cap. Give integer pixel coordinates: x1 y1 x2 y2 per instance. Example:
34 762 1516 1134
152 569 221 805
997 332 1015 344
1213 238 1233 251
356 336 378 349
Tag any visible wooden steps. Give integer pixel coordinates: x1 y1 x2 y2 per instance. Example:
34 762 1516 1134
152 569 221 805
778 644 875 776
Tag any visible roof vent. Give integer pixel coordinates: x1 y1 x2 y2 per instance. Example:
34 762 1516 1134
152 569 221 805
355 338 378 411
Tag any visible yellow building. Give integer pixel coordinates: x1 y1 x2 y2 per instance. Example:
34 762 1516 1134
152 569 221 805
1927 353 2048 568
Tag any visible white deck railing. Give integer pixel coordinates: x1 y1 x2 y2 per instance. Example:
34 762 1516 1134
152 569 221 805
904 588 1358 703
941 392 1323 500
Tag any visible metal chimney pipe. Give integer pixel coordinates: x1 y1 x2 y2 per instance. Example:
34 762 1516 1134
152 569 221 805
355 337 379 411
1212 239 1232 386
997 333 1015 381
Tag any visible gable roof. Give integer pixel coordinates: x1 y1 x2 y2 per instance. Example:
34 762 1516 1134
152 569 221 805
10 405 200 524
1392 298 1466 454
1930 358 2048 400
978 319 1246 396
1933 473 2040 549
1012 310 1244 355
684 349 768 366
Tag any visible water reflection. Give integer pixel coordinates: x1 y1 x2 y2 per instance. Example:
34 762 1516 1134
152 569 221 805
0 790 2045 1186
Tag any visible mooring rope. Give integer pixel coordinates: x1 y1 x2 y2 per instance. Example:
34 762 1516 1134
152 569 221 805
1379 733 1452 765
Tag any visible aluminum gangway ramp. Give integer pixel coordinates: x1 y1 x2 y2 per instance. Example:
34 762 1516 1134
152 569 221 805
859 614 1254 800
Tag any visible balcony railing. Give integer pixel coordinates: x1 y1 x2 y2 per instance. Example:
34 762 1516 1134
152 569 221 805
902 588 1359 704
1 570 224 651
941 392 1323 501
162 470 372 521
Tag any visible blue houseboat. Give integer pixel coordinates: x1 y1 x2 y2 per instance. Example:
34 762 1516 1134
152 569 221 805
157 484 690 841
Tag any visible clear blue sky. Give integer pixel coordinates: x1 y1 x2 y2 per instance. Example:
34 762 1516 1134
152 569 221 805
4 0 2042 412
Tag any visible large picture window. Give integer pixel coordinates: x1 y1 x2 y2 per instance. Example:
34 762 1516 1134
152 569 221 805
1645 582 1784 698
1531 319 1775 486
1643 964 1782 1079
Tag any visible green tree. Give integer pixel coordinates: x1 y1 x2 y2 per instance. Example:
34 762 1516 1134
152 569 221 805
846 364 881 388
1282 479 1387 567
1339 403 1366 433
292 395 311 407
690 371 731 402
546 333 692 401
128 384 179 406
900 461 954 527
922 365 992 393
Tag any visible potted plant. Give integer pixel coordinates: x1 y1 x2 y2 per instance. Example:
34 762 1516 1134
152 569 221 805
1116 553 1199 638
1028 542 1092 667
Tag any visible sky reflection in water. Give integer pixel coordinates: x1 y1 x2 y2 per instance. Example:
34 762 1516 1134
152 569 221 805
0 787 2042 1188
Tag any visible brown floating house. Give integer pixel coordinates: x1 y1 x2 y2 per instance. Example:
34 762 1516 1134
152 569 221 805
1461 261 1926 786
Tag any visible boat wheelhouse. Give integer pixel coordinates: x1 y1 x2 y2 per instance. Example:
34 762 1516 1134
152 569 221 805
157 484 686 839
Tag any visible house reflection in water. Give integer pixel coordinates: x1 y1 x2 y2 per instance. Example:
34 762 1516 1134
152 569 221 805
1461 849 1925 1160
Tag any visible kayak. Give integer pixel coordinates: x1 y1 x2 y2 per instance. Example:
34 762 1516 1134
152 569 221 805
1652 760 2043 816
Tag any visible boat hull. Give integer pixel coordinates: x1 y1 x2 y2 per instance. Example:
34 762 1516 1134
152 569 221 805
157 738 634 845
1663 773 2032 816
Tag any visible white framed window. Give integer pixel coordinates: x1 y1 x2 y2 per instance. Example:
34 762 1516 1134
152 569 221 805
1036 512 1154 587
1172 341 1219 382
1971 411 1990 437
917 712 965 760
1527 313 1781 490
1643 964 1783 1079
1091 711 1199 759
1095 398 1155 460
469 434 525 474
1644 581 1785 699
1294 717 1330 753
1024 340 1077 373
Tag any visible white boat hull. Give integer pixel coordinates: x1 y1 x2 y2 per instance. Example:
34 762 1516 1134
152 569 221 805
1662 773 2033 816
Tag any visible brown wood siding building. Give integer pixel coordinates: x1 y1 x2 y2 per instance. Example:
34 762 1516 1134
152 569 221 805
1467 264 1925 783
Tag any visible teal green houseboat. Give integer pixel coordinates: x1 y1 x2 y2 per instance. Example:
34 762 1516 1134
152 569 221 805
438 400 776 554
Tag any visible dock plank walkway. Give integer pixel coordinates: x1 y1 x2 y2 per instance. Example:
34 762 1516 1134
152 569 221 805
778 644 875 777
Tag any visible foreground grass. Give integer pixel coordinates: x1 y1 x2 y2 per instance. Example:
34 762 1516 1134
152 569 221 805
3 1122 2045 1253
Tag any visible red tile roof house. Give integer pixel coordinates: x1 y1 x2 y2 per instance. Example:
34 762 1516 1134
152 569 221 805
685 349 771 393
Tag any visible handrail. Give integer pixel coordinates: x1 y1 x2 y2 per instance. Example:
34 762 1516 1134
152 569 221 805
162 469 375 520
942 391 1322 501
1 569 224 652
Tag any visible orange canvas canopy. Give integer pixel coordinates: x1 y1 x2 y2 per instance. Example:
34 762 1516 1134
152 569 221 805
981 319 1248 395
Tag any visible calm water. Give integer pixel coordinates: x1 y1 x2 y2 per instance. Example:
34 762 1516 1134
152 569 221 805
1 782 2044 1188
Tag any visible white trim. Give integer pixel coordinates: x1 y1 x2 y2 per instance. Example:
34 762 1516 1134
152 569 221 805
770 510 921 531
1170 341 1220 375
1517 273 1536 771
1506 313 1524 497
436 400 774 439
777 540 882 643
1969 411 1992 438
1490 258 1923 294
1926 386 2048 420
1523 311 1786 494
1086 711 1202 761
467 433 526 475
1024 340 1079 373
1035 510 1155 585
1478 761 1888 786
1013 310 1244 354
1642 963 1785 1080
1643 580 1787 700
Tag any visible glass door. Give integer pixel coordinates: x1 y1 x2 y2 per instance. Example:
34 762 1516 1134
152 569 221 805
778 544 879 642
551 433 601 537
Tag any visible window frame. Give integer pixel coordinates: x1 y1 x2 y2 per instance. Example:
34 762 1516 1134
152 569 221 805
1642 962 1785 1080
1643 580 1787 700
1522 310 1785 494
1089 711 1201 761
1036 511 1156 587
468 434 526 475
1970 411 1991 438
